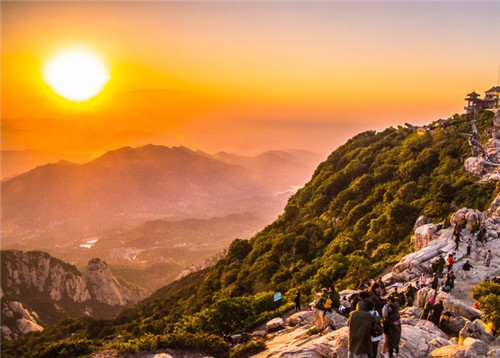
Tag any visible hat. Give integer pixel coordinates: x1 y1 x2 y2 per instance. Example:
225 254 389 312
321 287 327 291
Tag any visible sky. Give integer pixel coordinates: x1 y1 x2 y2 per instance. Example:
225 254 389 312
1 1 500 158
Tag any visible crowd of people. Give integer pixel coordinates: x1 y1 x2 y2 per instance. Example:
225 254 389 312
292 216 495 358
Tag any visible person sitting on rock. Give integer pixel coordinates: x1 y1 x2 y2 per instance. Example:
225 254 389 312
428 300 444 326
462 260 473 279
439 282 450 293
419 297 434 320
348 300 375 358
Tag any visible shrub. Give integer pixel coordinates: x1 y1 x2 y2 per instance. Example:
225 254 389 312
230 340 266 358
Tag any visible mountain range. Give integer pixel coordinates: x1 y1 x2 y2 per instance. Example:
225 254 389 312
1 145 321 290
3 110 499 357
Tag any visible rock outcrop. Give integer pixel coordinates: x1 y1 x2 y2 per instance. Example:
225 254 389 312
464 111 500 182
1 250 149 341
252 201 500 358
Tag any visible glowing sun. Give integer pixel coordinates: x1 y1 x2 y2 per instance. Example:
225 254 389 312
43 49 109 102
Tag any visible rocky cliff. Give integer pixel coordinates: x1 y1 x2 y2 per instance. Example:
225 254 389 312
0 250 148 340
464 110 500 182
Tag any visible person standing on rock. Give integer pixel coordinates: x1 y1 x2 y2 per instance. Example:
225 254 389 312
348 300 375 358
419 273 427 288
485 250 492 267
437 255 446 275
294 289 301 312
466 237 472 256
447 254 454 272
453 224 461 250
377 277 386 297
381 297 398 357
462 260 473 279
431 273 439 290
367 301 382 358
428 300 444 326
328 285 340 311
419 297 434 320
385 303 402 358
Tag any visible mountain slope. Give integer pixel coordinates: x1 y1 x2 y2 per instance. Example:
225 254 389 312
107 111 497 330
3 110 499 356
1 145 262 232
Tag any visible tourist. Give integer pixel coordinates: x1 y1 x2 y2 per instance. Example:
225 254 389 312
294 289 301 312
437 255 446 275
348 301 375 358
367 301 382 358
444 273 452 292
448 270 456 289
466 237 472 256
328 285 341 311
431 273 439 290
486 250 492 267
419 298 434 320
377 277 386 297
381 297 397 357
447 254 454 272
429 300 444 326
453 224 461 250
419 273 427 288
462 260 473 279
385 303 402 358
404 292 413 308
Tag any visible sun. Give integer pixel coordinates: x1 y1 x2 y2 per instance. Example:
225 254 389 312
43 49 110 102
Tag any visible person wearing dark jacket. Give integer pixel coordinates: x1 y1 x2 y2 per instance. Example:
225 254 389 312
419 298 434 320
328 285 340 311
348 301 375 358
294 290 301 312
431 273 439 290
429 300 444 326
385 303 402 358
462 260 473 279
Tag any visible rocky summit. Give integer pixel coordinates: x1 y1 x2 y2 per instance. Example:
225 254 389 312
0 250 148 340
248 200 500 358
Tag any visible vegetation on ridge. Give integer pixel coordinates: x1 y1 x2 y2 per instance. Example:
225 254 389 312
2 111 499 357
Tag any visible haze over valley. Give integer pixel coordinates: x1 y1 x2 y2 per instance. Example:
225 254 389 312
1 144 322 289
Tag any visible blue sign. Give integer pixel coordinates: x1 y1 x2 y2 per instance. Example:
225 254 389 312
274 292 282 302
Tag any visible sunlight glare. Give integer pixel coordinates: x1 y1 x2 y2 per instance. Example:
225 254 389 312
43 49 110 102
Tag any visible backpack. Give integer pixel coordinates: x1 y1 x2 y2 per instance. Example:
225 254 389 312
324 298 332 309
371 321 383 337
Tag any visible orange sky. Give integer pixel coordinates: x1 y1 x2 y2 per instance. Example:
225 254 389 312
1 1 500 157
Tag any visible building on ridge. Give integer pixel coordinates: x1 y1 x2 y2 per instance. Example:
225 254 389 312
465 87 500 114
